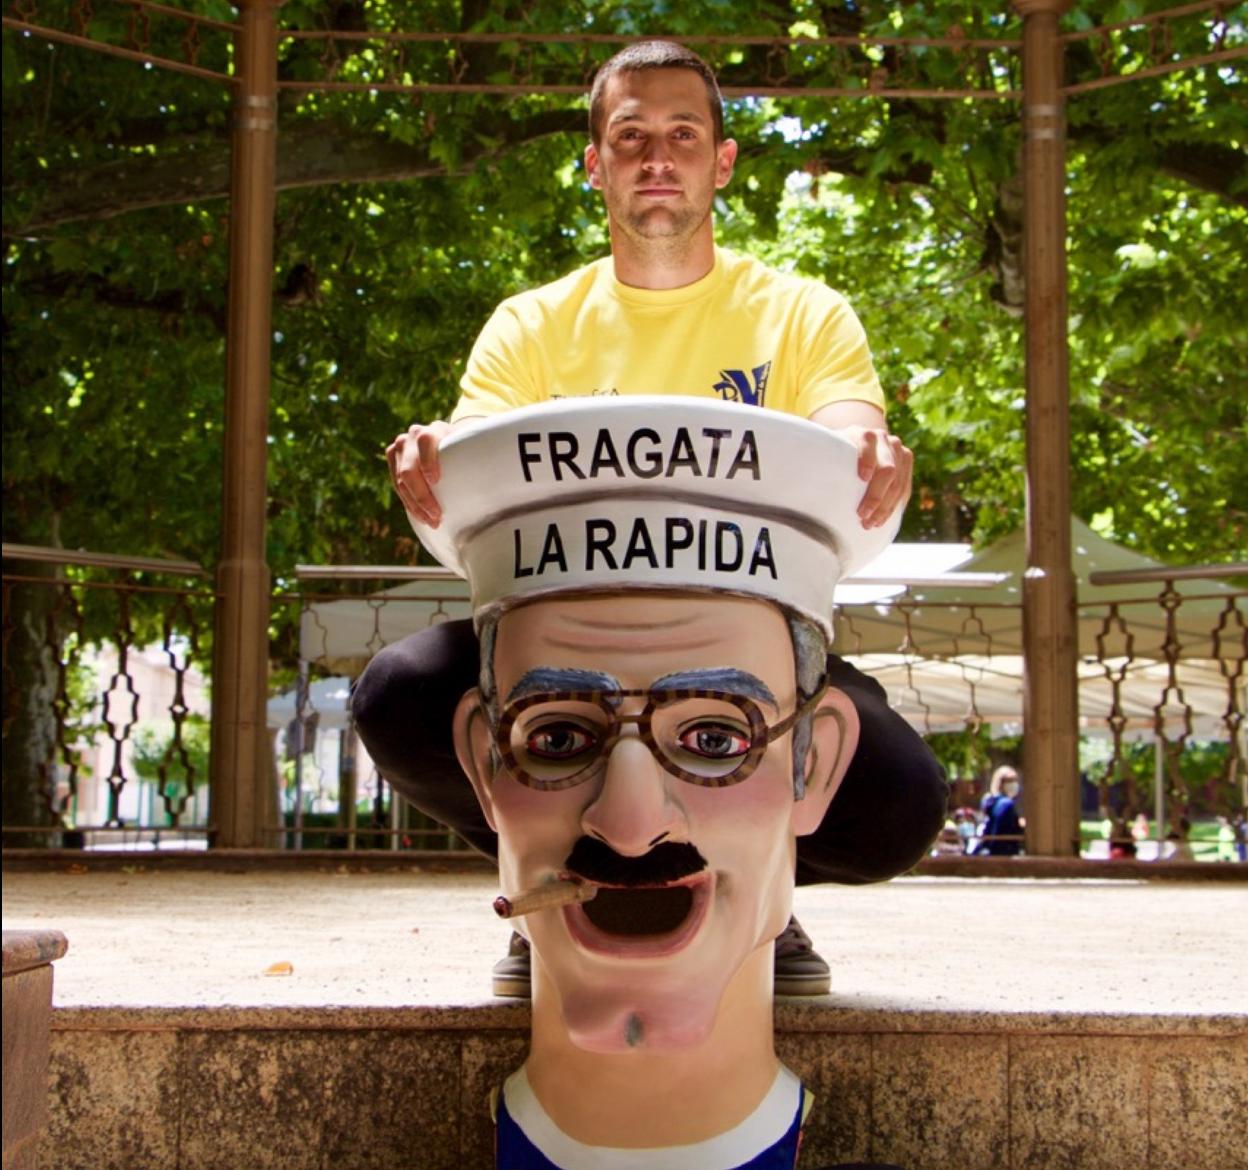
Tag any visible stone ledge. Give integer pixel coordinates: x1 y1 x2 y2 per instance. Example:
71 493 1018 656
40 1006 1248 1170
46 1001 1248 1039
2 931 68 977
3 930 67 1170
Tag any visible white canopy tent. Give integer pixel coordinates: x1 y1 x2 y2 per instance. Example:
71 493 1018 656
297 575 473 676
837 519 1243 741
267 675 352 731
832 517 1243 660
852 653 1240 740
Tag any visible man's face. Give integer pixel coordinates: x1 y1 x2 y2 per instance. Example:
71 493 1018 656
584 68 737 248
460 593 826 1053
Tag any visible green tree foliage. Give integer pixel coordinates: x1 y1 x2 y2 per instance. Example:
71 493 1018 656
1084 736 1238 819
4 0 1244 573
4 0 1243 833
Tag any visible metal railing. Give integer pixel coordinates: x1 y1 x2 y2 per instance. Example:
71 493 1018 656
3 546 1245 863
834 561 1246 859
267 569 472 853
2 544 215 849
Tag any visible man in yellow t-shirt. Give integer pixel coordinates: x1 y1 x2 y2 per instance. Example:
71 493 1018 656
356 41 946 1000
389 43 909 527
451 245 883 423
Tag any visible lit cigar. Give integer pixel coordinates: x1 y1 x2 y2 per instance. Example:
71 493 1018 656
493 879 598 920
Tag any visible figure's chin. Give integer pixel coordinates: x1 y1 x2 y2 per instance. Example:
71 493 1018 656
559 985 722 1053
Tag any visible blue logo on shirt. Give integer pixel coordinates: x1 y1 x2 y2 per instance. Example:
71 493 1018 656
712 361 772 407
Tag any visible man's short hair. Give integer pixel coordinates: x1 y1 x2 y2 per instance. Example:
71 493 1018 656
588 41 725 144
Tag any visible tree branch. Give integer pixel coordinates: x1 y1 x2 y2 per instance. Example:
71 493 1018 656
1066 120 1248 210
1154 140 1248 209
10 92 1241 238
5 109 585 234
803 144 935 187
17 271 226 332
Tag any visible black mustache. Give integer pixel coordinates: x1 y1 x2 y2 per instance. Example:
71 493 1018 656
565 836 707 887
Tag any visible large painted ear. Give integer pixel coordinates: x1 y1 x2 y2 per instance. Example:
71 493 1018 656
584 142 602 189
791 687 859 837
452 688 499 833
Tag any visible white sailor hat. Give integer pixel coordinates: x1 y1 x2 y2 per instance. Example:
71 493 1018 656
409 397 898 640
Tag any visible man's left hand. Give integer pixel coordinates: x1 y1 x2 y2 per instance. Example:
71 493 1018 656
809 402 913 530
840 423 913 529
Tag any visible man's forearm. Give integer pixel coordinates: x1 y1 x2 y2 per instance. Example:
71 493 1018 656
807 399 888 433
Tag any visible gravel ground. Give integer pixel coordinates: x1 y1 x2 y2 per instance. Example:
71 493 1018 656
3 869 1244 1017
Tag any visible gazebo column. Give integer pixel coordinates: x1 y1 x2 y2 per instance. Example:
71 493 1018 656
209 0 282 848
1014 0 1079 855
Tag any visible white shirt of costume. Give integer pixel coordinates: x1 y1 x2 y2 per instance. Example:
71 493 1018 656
498 1062 807 1170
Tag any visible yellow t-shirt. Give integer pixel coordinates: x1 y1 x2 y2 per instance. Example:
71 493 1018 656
451 248 884 422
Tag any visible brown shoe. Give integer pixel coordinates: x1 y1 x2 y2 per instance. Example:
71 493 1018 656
773 915 831 996
492 931 532 998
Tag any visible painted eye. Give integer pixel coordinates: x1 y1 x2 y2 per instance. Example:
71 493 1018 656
676 723 751 760
524 724 597 761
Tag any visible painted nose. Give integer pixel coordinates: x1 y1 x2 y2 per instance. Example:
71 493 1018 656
580 737 684 858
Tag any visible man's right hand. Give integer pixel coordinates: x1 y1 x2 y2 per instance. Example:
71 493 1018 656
386 420 454 527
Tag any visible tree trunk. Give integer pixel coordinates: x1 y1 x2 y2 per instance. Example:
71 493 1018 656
2 563 66 847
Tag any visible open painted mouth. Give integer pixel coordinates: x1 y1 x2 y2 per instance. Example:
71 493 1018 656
583 884 695 936
564 874 711 957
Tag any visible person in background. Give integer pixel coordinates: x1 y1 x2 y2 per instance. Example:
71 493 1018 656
978 765 1016 830
1216 816 1238 863
931 815 964 857
954 807 978 854
1108 817 1137 861
978 772 1023 856
1161 816 1195 862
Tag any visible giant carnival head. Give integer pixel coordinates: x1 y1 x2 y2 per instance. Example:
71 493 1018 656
409 399 897 1054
